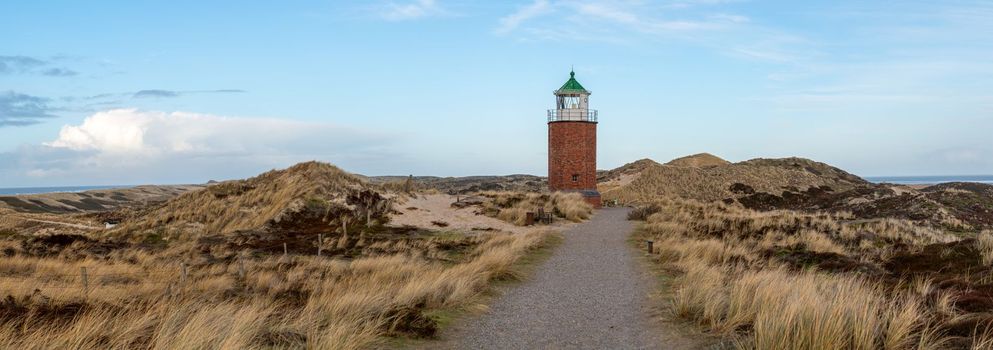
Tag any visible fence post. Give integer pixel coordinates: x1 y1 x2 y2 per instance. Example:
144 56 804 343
180 262 188 285
237 258 246 280
80 267 89 297
317 234 323 257
283 243 288 256
646 240 654 254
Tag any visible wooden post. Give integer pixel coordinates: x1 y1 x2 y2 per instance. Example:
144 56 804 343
80 267 89 297
180 262 188 285
237 259 245 280
317 234 323 257
283 243 288 256
646 240 654 254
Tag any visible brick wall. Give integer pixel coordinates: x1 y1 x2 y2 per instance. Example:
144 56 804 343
548 121 597 192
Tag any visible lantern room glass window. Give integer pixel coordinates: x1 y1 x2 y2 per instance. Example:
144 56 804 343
558 95 581 109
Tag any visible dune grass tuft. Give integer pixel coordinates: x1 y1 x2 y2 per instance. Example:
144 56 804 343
0 229 555 349
635 197 984 349
479 191 593 226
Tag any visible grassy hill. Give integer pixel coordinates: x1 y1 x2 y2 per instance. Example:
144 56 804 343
0 160 557 349
114 161 391 241
602 153 993 230
665 152 731 168
0 185 201 213
602 154 867 204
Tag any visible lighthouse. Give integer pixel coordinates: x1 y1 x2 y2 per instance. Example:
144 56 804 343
547 70 601 208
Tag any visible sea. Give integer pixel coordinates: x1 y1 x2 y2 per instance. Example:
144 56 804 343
0 185 131 196
864 175 993 185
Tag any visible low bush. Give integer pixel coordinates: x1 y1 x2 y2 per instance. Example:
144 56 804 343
479 191 593 226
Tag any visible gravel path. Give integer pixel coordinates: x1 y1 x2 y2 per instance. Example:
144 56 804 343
440 208 701 349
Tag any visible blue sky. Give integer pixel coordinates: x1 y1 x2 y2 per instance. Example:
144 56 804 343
2 0 992 187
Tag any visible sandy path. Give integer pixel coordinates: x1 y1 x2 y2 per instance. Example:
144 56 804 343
9 216 102 230
435 208 703 349
390 194 573 234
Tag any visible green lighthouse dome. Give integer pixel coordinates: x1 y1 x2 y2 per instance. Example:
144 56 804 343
556 70 589 94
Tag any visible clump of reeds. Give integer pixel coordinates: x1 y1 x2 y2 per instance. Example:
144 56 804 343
977 230 993 265
480 191 593 225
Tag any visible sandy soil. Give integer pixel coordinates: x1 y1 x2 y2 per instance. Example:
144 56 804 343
890 184 919 195
598 172 642 193
0 208 104 236
389 194 574 234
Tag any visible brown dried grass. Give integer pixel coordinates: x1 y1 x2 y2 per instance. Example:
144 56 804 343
0 230 555 349
637 198 966 349
480 191 593 226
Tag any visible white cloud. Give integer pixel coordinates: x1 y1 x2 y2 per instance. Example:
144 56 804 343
3 109 402 186
48 109 148 152
46 109 345 156
380 0 448 21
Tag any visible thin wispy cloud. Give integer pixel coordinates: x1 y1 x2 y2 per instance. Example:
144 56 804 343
132 89 246 99
132 90 180 98
0 55 78 77
753 2 993 110
379 0 450 21
0 88 248 128
495 1 747 39
496 0 552 34
0 91 58 127
0 56 46 73
41 68 79 77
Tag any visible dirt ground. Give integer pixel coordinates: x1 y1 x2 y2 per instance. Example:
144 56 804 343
389 194 575 234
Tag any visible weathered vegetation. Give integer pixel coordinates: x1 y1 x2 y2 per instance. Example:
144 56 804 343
0 229 554 348
0 161 563 348
633 198 993 349
605 154 993 230
365 174 545 195
0 185 202 214
475 191 594 226
602 156 867 204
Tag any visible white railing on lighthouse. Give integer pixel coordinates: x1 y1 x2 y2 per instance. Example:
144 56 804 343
547 109 598 122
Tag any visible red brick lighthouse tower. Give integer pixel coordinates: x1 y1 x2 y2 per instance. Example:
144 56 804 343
547 70 601 208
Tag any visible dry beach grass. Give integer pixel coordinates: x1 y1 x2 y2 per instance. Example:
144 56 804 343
0 162 570 349
633 198 993 349
0 228 555 349
476 191 593 226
